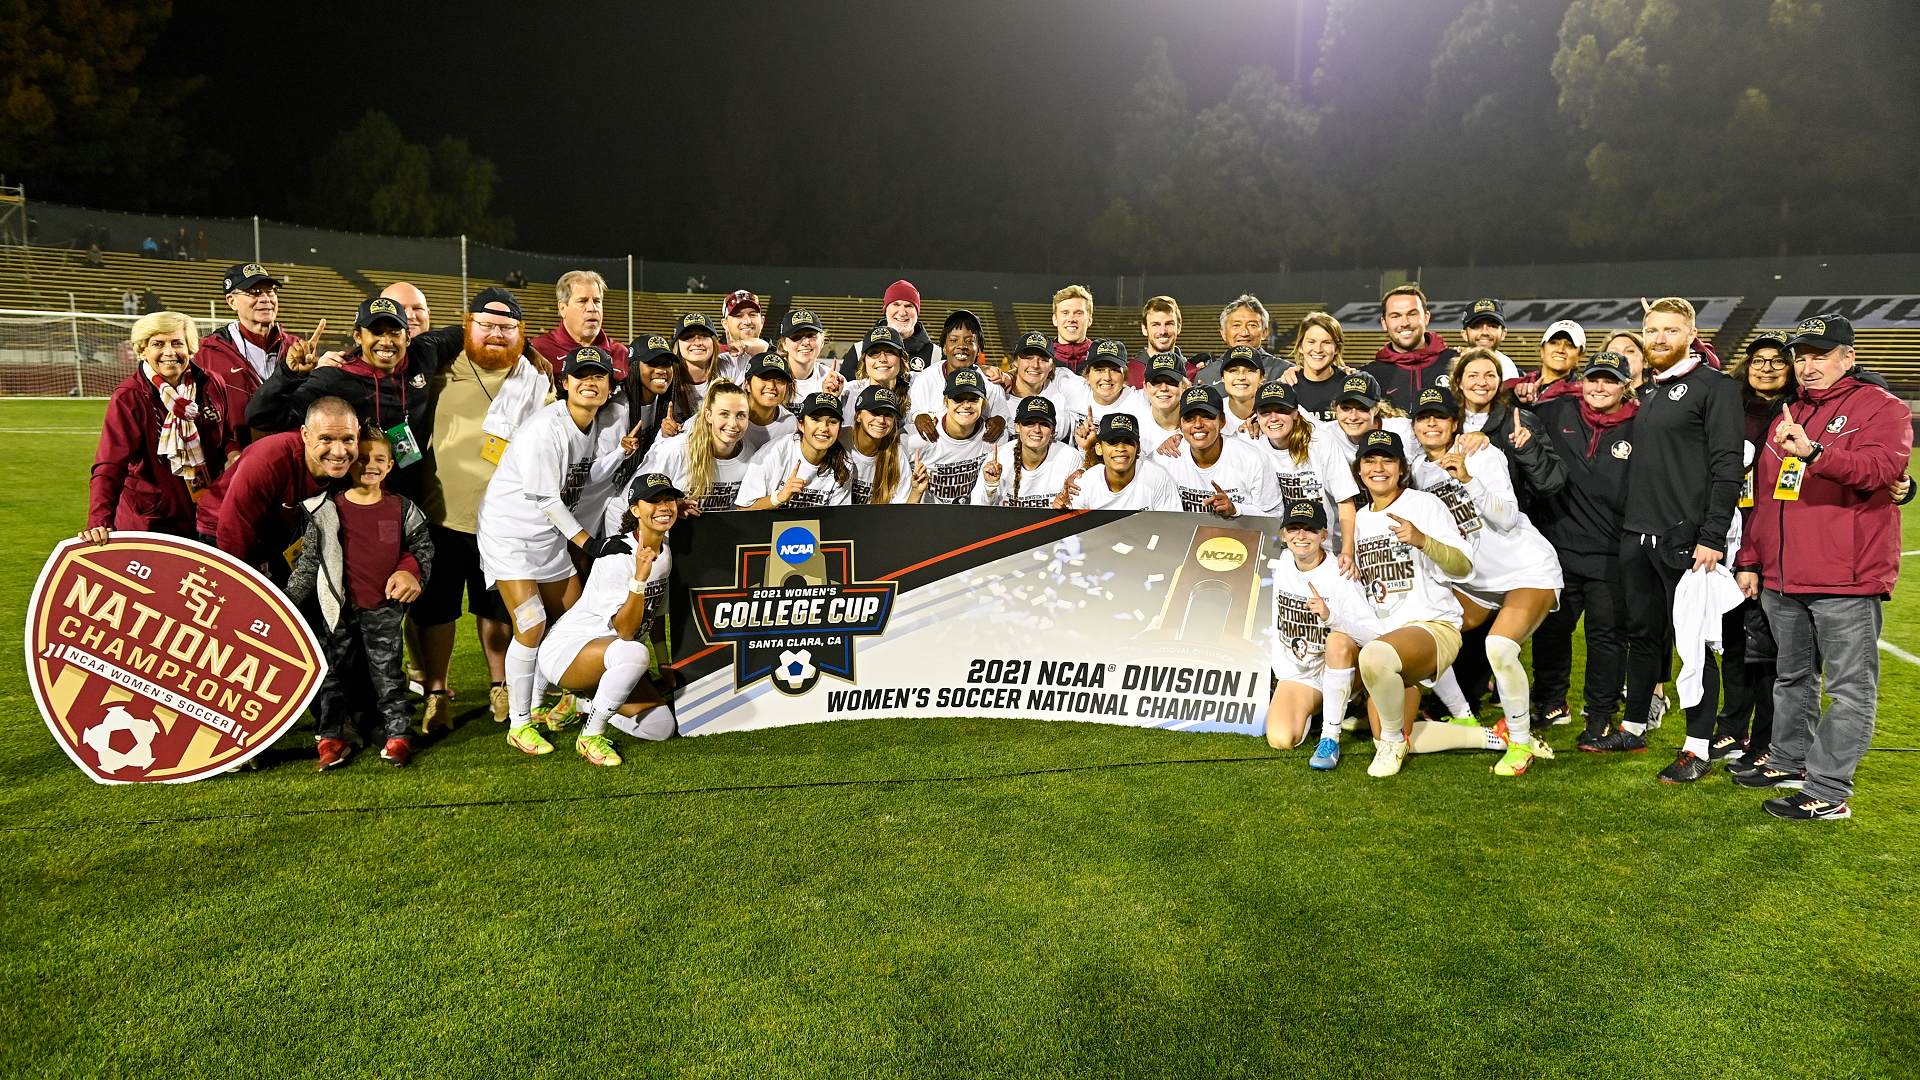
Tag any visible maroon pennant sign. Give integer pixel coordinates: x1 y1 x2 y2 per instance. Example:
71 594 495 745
24 533 326 784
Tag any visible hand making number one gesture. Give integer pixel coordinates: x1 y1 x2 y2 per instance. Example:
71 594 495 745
773 461 806 507
1205 481 1236 517
1306 582 1330 624
1386 512 1426 548
1774 403 1814 457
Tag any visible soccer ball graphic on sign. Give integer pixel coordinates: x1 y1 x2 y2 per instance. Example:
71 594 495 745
777 649 816 690
81 706 160 774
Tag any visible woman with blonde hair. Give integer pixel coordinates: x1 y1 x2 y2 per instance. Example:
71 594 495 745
603 380 755 532
1286 311 1350 421
83 311 239 544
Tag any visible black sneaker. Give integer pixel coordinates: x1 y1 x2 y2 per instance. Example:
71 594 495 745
1725 752 1771 778
1708 734 1747 761
1576 717 1611 751
1657 750 1713 784
1581 728 1648 753
1733 765 1805 789
1763 793 1851 820
1541 702 1572 727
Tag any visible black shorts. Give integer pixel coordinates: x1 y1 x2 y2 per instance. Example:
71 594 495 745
412 524 511 626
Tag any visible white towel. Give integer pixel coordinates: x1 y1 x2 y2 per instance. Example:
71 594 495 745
480 356 552 442
1672 563 1746 709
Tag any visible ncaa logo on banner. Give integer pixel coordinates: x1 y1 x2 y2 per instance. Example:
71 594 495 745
24 534 326 784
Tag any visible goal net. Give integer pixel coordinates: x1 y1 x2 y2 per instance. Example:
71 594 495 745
0 309 140 396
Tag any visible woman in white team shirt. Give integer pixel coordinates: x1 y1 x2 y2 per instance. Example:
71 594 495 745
740 352 800 450
478 346 631 748
1004 331 1091 446
1248 380 1362 552
1156 385 1282 517
907 314 1012 433
906 367 1001 505
603 379 754 533
973 396 1083 506
840 326 914 426
1267 499 1384 768
1140 353 1189 455
1053 413 1181 510
844 384 922 504
1407 385 1563 776
737 391 855 508
1071 341 1150 450
674 311 745 402
774 307 845 409
1347 428 1476 778
1215 347 1266 435
1323 371 1416 572
535 471 681 766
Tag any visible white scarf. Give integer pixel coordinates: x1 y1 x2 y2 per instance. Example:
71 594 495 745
145 361 208 488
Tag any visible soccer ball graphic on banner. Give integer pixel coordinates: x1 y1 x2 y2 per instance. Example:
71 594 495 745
777 650 816 690
81 706 160 774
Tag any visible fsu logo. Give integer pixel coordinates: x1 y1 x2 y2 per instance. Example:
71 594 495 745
1611 440 1632 459
25 535 326 784
1668 383 1689 401
1826 415 1848 433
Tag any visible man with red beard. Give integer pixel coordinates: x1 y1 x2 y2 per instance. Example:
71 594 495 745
532 270 630 384
413 287 555 725
1361 284 1458 412
195 263 307 444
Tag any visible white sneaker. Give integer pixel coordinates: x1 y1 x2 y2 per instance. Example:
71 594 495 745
1367 737 1408 777
1647 686 1670 730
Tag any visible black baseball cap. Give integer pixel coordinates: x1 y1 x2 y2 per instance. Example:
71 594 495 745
1357 428 1405 459
856 385 901 416
1334 371 1383 409
1013 331 1054 360
945 367 988 400
1179 384 1224 418
1788 313 1855 352
675 312 719 339
562 345 614 377
1255 380 1297 411
1097 412 1140 444
943 308 984 342
1220 345 1263 372
354 296 407 332
747 352 793 381
632 334 675 367
222 262 279 294
1146 351 1186 385
1745 331 1792 356
781 307 824 338
1411 385 1458 419
800 391 843 419
627 471 685 504
469 286 523 321
1015 396 1056 425
863 325 907 357
1282 499 1327 531
1462 298 1505 329
1581 351 1632 382
1085 339 1127 370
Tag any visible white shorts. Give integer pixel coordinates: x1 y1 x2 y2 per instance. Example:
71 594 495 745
479 528 576 587
537 624 605 686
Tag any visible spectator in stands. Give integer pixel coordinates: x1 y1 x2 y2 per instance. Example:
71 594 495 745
1194 294 1291 384
140 287 164 314
83 243 104 268
195 231 209 261
174 228 191 260
82 311 240 544
1734 314 1911 819
196 395 358 578
141 236 159 258
196 263 303 445
1052 286 1097 374
1459 299 1524 384
840 280 943 378
246 297 462 503
505 269 528 287
1126 296 1188 388
119 290 137 316
1514 320 1585 404
1361 284 1456 411
719 290 770 365
532 270 630 383
415 287 552 727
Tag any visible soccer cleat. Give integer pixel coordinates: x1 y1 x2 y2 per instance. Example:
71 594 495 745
382 737 412 766
1493 741 1538 776
315 738 351 771
1447 714 1483 727
1708 734 1746 761
418 690 451 735
576 733 623 767
1646 687 1670 730
489 683 510 723
1367 737 1408 777
1308 737 1341 770
507 723 555 756
1733 765 1805 790
1657 750 1712 784
1763 793 1851 821
1582 728 1648 753
536 691 581 732
1538 702 1572 727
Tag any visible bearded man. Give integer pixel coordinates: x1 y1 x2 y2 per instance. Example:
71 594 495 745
412 287 554 727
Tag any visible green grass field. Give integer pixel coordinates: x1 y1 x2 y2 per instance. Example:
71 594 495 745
2 398 1916 1079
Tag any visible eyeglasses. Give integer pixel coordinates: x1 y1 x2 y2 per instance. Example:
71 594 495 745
1748 357 1789 370
238 286 277 299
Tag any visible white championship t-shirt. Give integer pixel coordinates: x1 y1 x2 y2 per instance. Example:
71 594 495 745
1272 553 1384 685
479 399 617 542
908 367 1012 426
1409 445 1562 596
847 440 915 505
906 421 1001 505
1158 436 1284 516
1067 459 1183 511
970 441 1084 507
735 435 855 508
1351 488 1468 628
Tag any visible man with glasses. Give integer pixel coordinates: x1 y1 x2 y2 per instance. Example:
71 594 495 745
196 263 309 445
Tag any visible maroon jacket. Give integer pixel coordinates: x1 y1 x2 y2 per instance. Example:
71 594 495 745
89 366 239 536
1735 374 1910 597
194 431 337 569
531 326 629 385
194 323 304 445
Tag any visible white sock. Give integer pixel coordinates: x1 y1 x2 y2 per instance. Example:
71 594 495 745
1360 641 1407 739
1321 668 1355 739
1433 668 1471 718
1683 735 1710 758
1486 635 1530 744
1485 728 1506 750
585 640 650 737
506 640 539 726
1621 720 1647 736
610 705 675 742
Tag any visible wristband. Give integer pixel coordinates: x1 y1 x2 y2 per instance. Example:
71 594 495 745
628 578 648 595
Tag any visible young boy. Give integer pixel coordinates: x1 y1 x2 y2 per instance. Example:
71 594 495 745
287 430 435 769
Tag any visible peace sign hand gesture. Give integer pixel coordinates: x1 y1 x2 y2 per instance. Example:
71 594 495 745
283 320 327 374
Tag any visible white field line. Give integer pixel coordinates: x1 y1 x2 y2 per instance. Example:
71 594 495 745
1878 639 1920 666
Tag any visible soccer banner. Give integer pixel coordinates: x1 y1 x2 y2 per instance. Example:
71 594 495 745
1328 296 1742 331
666 507 1280 738
24 534 327 784
1756 295 1920 329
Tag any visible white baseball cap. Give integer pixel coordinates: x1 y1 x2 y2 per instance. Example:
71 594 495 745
1543 319 1586 350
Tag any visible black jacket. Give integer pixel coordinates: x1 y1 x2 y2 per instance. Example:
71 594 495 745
1623 361 1746 558
838 321 942 379
1294 368 1349 424
1533 395 1635 578
1476 400 1567 508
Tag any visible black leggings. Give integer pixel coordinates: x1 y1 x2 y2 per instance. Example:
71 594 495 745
1531 563 1627 723
1620 534 1718 740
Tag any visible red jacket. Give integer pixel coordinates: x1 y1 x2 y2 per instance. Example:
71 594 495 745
1735 374 1910 597
194 323 303 445
194 431 337 569
531 326 629 385
89 366 239 535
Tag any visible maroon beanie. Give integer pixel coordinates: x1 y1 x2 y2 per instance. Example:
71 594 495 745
884 280 920 311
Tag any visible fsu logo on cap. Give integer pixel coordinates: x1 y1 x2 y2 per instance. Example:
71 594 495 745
1096 340 1123 356
647 335 669 350
1419 389 1442 406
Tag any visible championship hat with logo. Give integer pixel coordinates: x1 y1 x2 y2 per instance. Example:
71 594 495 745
1582 351 1633 382
222 262 279 294
747 352 792 380
1085 339 1128 370
562 346 614 377
1220 345 1263 372
1411 385 1458 418
945 367 988 400
675 312 720 339
1179 383 1224 418
1357 428 1406 458
1282 499 1327 530
1745 330 1793 356
1097 412 1140 444
1256 380 1298 411
628 471 685 503
632 334 675 367
1146 351 1186 385
355 296 407 332
800 391 843 418
1015 395 1056 425
856 385 901 416
864 325 908 357
1788 313 1855 351
1462 298 1505 329
1013 331 1054 361
781 308 824 338
1335 371 1384 409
